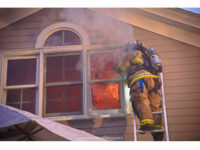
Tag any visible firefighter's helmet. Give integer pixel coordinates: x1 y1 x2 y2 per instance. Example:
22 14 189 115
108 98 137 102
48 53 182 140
125 40 144 52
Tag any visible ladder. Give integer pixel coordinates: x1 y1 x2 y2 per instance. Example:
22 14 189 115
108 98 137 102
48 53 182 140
133 73 169 141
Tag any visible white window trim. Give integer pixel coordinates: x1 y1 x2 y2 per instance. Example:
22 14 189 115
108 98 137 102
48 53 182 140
1 55 39 114
35 22 90 48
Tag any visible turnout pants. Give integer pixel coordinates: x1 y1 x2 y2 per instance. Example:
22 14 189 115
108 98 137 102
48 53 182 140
130 77 164 141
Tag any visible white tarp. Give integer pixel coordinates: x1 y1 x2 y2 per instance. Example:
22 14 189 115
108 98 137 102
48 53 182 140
0 104 105 141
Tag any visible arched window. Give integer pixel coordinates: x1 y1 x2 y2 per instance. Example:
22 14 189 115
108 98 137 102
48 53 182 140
44 30 81 47
35 22 89 48
33 22 90 117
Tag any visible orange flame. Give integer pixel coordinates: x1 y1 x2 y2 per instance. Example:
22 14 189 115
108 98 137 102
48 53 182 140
91 53 120 110
92 82 121 110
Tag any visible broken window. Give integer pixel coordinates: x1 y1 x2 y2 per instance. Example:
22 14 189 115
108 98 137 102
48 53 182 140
6 58 37 114
45 53 83 116
90 52 121 110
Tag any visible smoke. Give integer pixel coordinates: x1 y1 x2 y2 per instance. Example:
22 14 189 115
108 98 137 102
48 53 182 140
59 8 133 72
59 8 133 44
58 8 134 109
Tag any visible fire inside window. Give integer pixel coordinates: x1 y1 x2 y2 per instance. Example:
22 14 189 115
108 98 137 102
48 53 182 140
90 52 121 110
6 58 37 114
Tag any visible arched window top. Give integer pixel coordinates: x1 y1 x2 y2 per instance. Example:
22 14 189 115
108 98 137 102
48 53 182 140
35 22 89 48
44 30 81 47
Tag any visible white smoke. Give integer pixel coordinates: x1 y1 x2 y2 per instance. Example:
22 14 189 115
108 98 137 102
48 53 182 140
59 8 134 72
59 8 133 44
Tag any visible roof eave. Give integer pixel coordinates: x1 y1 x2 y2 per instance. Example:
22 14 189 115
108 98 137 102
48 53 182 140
0 8 42 30
90 8 200 48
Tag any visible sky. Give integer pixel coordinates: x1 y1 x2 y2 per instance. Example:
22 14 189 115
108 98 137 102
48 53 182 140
182 8 200 14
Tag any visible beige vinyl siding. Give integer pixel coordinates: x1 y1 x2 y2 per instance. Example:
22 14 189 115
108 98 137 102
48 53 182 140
59 117 129 141
129 26 200 141
0 9 61 50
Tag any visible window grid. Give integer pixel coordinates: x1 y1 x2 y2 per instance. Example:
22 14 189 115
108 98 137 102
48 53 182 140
43 52 83 117
4 56 38 114
87 49 126 115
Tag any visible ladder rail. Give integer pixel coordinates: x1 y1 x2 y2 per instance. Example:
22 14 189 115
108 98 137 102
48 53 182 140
133 113 137 141
160 72 169 141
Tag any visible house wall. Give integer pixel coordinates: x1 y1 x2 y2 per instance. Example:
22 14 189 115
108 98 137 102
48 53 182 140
0 8 133 50
0 8 200 141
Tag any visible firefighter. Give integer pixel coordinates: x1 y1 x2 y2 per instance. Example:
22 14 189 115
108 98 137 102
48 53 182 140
115 40 164 141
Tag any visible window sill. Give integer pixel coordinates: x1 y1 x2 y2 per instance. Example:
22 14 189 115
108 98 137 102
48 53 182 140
47 112 132 122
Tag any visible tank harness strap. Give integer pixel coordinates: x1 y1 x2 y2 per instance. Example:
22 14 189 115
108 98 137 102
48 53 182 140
139 79 149 93
139 79 144 92
128 65 147 77
129 72 160 88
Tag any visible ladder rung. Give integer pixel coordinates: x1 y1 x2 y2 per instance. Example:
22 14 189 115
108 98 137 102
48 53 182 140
152 111 163 114
136 129 165 134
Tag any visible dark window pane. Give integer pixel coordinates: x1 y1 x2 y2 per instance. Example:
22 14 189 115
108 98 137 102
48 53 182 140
23 88 36 102
64 70 81 82
46 55 81 83
7 89 21 103
91 53 118 80
46 56 63 70
65 99 82 112
7 59 36 86
46 56 63 83
44 31 63 47
63 30 81 45
46 70 63 83
46 100 63 114
64 55 81 81
47 86 64 100
92 82 121 110
46 85 82 114
65 85 82 99
6 88 36 114
22 103 35 114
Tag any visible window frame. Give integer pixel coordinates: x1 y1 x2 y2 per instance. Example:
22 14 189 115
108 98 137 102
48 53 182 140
44 30 82 47
43 51 84 117
87 48 127 116
1 55 39 114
